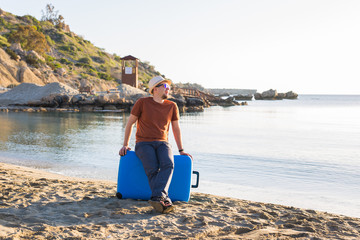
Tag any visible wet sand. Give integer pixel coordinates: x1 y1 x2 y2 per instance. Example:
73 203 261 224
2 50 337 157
1 162 359 239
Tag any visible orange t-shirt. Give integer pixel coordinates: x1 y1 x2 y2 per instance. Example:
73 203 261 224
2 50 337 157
131 97 180 143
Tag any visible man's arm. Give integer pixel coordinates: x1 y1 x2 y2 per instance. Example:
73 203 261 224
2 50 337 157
171 120 192 158
119 114 138 156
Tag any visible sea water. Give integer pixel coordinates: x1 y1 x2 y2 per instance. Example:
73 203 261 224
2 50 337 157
0 95 359 217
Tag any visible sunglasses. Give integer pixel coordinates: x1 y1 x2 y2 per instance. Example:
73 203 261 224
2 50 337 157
155 83 171 89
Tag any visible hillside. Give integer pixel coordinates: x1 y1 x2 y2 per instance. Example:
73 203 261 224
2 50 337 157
0 7 162 91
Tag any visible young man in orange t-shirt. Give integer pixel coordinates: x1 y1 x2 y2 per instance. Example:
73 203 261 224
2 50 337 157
119 76 192 213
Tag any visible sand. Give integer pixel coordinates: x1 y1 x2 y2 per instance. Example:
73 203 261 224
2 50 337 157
0 162 359 239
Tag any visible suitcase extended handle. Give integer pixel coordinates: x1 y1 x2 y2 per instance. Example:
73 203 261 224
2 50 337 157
191 171 200 188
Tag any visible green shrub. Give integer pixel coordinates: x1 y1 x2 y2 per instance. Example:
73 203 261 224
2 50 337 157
113 54 121 62
88 68 98 76
45 54 55 63
98 50 107 57
98 64 107 72
0 17 7 27
23 15 40 26
78 40 85 46
80 73 90 78
59 44 77 54
8 25 50 55
54 62 62 69
47 61 56 70
25 55 42 67
0 36 10 47
5 48 18 60
98 72 113 81
91 56 105 64
60 58 72 65
47 61 62 70
46 35 55 46
75 62 95 71
78 56 92 64
47 30 66 44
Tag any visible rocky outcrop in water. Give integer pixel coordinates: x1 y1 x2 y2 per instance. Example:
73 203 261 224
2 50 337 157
0 82 225 113
254 89 298 100
234 93 253 100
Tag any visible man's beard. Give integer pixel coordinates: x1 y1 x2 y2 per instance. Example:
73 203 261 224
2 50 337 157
161 94 168 100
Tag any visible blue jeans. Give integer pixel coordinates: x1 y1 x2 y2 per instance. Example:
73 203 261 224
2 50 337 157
135 141 174 201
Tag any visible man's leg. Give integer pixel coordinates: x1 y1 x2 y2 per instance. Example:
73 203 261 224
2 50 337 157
135 142 160 197
154 141 174 201
135 141 174 199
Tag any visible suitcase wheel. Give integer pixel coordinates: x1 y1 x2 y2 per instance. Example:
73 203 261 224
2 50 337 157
116 192 123 199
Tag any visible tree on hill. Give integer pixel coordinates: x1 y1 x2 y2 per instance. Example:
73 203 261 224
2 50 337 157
8 25 50 55
41 4 65 29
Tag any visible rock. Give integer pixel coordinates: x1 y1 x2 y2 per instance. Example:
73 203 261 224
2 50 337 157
0 82 78 106
96 95 109 105
254 93 263 100
79 105 94 112
71 94 86 104
0 48 21 86
261 89 277 99
57 94 71 106
10 43 25 56
17 66 44 85
31 68 43 79
113 98 125 105
26 50 45 62
108 93 121 102
104 105 117 111
217 96 238 106
234 94 253 100
80 79 91 88
186 106 204 112
276 93 286 100
79 97 95 105
169 94 186 106
117 84 150 101
55 68 67 76
39 94 70 108
254 89 298 100
169 95 186 113
285 91 298 99
93 106 103 111
186 97 205 107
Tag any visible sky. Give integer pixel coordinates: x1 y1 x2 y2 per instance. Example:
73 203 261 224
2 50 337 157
1 0 360 94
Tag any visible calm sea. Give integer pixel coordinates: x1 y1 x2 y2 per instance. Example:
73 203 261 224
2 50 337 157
1 95 359 217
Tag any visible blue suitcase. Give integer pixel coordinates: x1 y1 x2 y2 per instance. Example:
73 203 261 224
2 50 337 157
116 151 199 202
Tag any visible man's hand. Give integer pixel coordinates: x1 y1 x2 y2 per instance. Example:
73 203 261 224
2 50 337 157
119 146 131 156
180 151 193 160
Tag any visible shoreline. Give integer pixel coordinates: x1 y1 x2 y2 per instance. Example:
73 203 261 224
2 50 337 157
1 162 359 239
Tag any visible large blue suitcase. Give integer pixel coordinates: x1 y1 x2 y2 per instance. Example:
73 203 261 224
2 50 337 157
116 151 199 202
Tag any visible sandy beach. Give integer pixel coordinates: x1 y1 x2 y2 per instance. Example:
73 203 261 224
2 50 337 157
0 162 359 239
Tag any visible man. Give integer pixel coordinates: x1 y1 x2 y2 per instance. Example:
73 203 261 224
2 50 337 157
119 76 192 214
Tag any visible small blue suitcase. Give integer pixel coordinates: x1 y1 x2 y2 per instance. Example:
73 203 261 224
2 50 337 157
116 151 199 202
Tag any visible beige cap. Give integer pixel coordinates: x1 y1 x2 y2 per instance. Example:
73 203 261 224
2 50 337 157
148 76 172 94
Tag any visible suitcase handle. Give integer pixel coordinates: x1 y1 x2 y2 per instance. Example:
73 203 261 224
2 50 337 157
191 171 200 188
